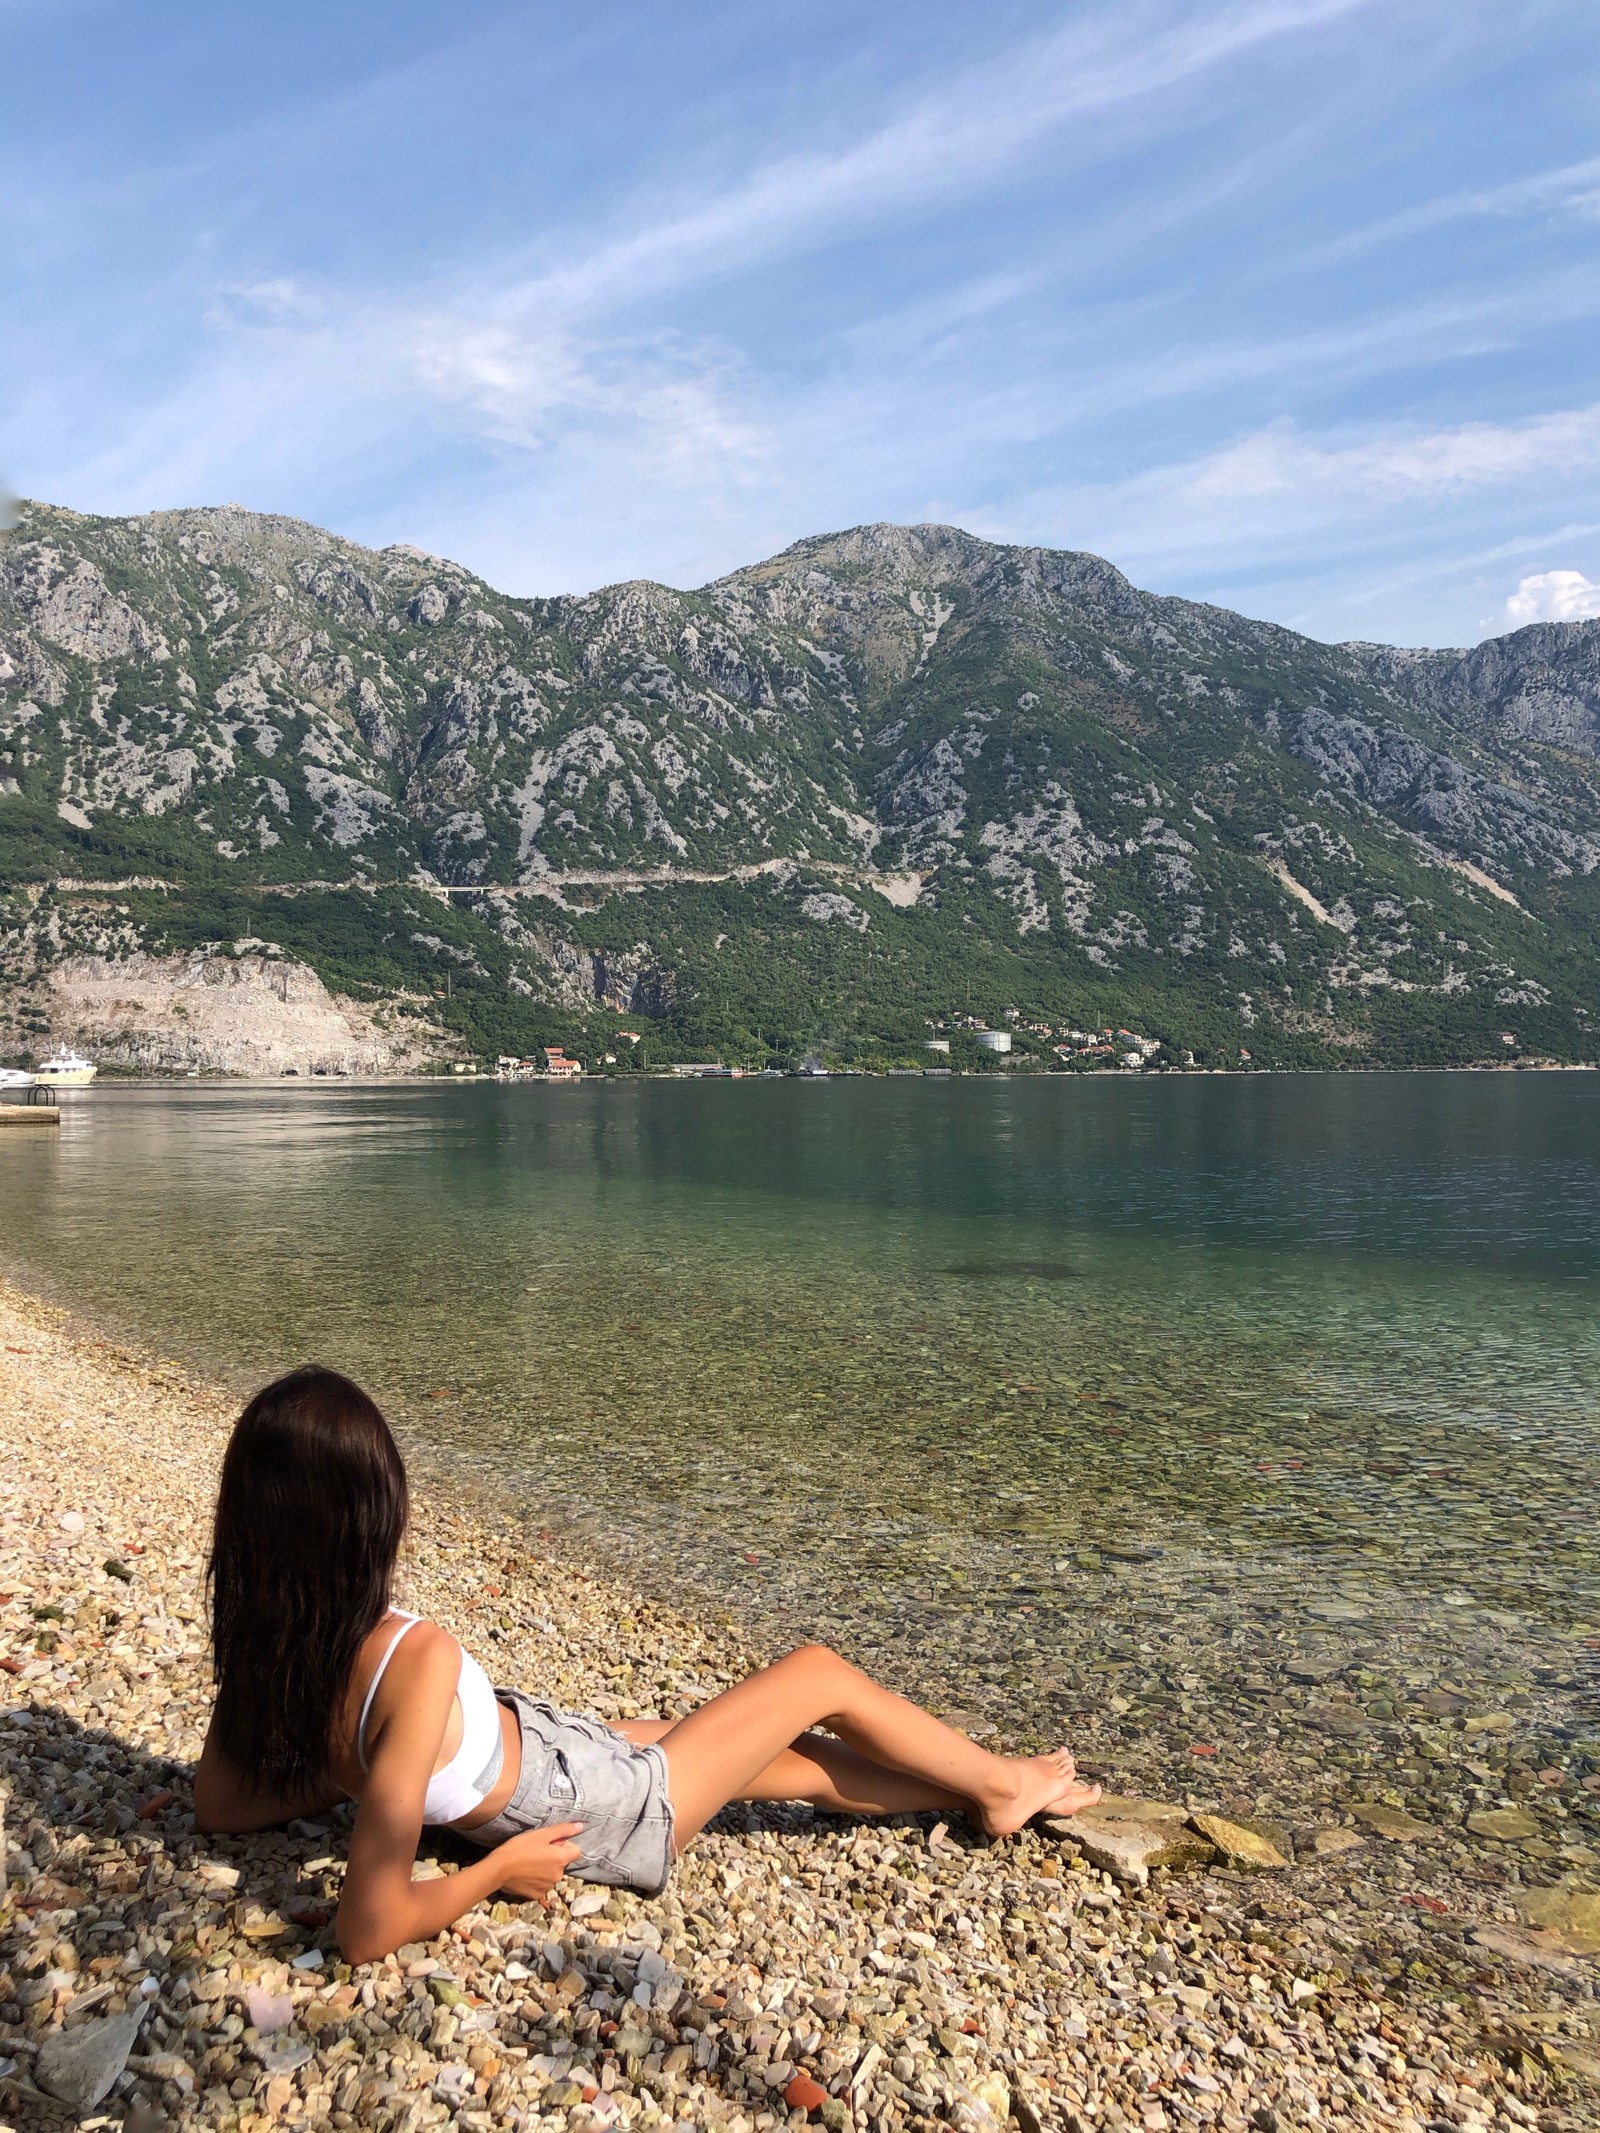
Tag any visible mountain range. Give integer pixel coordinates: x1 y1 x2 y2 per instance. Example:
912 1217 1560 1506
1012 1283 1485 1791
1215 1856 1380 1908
2 499 1597 1071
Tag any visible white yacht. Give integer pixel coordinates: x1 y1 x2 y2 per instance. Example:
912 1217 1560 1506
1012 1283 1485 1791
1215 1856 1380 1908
35 1050 98 1086
0 1067 37 1090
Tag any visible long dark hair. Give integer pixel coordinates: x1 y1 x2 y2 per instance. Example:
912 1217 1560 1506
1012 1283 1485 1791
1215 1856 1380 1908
208 1365 408 1800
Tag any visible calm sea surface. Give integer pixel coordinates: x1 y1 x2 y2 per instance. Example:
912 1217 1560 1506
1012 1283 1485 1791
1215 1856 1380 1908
4 1074 1598 1763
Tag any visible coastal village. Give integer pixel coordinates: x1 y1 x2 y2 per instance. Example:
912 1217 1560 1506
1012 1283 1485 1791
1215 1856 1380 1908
475 1017 1173 1082
924 1016 1169 1071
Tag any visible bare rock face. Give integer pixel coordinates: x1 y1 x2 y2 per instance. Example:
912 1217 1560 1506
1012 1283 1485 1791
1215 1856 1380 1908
26 554 170 663
45 949 451 1076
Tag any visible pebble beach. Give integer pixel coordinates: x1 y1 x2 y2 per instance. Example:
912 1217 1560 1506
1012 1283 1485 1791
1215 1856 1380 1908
2 1277 1598 2133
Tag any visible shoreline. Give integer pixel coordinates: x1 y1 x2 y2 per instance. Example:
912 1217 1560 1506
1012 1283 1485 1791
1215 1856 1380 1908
2 1278 1597 2130
21 1060 1600 1092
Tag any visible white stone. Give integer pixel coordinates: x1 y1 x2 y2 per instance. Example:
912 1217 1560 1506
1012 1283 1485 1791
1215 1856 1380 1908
35 2004 147 2113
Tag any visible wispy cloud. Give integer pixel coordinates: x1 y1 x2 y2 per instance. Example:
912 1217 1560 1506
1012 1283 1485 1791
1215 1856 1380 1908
491 0 1379 316
1183 403 1600 502
47 287 772 524
969 405 1600 643
5 0 1595 643
1030 408 1600 570
32 0 1387 522
1311 153 1600 263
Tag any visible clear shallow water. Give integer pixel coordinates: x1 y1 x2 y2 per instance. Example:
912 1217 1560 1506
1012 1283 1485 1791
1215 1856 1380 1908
3 1074 1598 1766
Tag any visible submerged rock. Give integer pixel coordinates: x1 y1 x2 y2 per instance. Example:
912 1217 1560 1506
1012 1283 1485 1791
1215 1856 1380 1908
1465 1807 1541 1841
1310 1826 1367 1858
1189 1812 1290 1870
1349 1802 1433 1841
1512 1886 1600 1952
1471 1924 1587 1976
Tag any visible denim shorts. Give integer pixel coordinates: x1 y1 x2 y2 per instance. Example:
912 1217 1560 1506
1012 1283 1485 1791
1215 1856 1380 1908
464 1691 677 1896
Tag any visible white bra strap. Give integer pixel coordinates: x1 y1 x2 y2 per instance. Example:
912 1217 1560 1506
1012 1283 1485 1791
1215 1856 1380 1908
356 1612 421 1770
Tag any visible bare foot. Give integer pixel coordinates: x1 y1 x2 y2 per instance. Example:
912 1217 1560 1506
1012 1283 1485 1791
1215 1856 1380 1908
1043 1777 1103 1820
980 1751 1103 1837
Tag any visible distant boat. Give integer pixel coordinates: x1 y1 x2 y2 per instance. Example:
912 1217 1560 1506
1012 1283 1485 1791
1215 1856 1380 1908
0 1067 37 1089
35 1050 97 1086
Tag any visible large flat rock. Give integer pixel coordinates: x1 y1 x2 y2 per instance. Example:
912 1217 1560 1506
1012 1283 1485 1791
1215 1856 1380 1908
1048 1806 1216 1886
36 2004 148 2113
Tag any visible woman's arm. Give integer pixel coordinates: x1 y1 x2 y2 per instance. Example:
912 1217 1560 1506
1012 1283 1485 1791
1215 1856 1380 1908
334 1629 586 1964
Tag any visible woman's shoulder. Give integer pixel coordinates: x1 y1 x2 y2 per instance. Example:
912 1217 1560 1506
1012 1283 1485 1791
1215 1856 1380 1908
357 1613 462 1707
376 1612 461 1667
355 1615 463 1751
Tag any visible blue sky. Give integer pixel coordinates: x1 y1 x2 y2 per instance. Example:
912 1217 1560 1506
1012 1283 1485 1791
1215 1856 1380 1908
3 0 1598 645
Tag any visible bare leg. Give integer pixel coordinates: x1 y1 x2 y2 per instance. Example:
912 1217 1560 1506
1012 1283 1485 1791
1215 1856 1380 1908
618 1720 969 1817
643 1645 1101 1846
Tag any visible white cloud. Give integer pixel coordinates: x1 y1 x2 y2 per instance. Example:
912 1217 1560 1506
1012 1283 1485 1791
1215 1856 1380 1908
1503 569 1600 626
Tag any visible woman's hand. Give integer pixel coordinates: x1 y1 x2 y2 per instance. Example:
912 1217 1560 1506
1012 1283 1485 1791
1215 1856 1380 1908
489 1821 586 1904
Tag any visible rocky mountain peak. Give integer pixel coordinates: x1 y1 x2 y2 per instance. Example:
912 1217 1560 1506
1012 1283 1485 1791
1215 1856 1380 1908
2 497 1597 1070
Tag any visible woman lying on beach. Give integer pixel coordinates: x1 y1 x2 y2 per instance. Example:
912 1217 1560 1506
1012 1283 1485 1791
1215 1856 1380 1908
193 1367 1101 1964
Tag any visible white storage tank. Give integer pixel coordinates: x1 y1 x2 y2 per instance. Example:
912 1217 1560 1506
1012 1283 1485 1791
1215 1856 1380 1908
974 1029 1012 1053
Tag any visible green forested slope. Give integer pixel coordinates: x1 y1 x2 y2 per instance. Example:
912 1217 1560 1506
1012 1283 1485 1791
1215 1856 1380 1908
2 504 1596 1068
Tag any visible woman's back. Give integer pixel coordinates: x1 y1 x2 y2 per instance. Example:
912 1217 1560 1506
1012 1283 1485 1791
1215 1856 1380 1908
333 1611 507 1824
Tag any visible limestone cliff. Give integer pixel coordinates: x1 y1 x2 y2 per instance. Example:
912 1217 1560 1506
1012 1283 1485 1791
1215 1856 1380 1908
42 947 450 1077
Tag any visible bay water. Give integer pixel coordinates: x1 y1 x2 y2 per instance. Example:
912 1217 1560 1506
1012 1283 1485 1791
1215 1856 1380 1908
4 1073 1597 1794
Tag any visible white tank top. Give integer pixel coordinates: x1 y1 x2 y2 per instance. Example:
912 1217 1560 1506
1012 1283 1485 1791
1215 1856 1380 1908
355 1611 504 1824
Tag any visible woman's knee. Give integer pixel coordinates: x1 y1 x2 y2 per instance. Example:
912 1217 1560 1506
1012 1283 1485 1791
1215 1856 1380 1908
782 1641 852 1684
